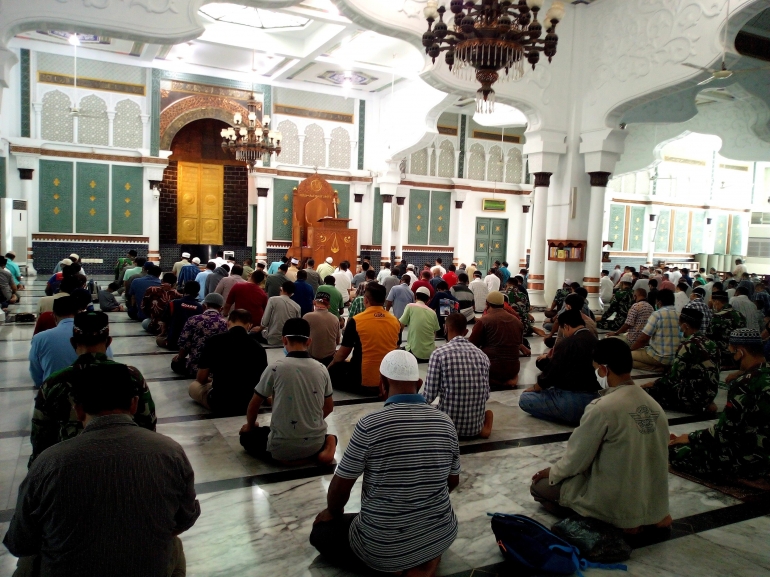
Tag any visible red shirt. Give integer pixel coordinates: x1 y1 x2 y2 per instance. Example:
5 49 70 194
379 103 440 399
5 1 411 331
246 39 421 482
410 280 435 298
227 282 268 325
443 271 458 289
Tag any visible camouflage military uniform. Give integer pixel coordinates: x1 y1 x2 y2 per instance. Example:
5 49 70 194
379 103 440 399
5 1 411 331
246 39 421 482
506 288 530 313
669 362 770 479
706 306 746 370
552 288 569 311
510 301 533 336
646 333 720 413
596 288 634 331
30 352 156 466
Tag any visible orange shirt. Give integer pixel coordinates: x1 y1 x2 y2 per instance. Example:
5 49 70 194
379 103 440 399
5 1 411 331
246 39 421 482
343 306 400 387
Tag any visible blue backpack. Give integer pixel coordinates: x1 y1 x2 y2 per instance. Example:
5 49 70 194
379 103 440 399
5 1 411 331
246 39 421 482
489 513 628 576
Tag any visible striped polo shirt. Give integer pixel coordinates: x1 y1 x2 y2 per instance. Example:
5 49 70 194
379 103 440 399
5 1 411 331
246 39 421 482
335 394 461 572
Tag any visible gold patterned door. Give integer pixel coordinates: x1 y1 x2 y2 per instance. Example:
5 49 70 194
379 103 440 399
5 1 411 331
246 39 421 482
177 162 223 244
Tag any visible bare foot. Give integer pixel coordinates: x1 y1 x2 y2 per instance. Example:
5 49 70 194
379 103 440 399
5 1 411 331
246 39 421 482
479 410 494 438
317 435 337 465
706 402 718 413
504 377 519 387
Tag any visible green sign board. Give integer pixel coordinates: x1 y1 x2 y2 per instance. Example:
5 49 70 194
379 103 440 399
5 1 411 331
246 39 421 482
483 198 506 212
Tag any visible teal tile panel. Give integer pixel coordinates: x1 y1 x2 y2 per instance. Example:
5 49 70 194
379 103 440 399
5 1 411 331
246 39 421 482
714 214 728 254
20 49 30 138
628 206 646 252
690 211 705 254
672 210 689 253
429 190 451 246
730 214 744 255
273 179 297 241
408 189 430 245
334 183 350 219
39 160 74 233
656 209 671 252
0 157 6 198
372 187 383 245
76 163 109 234
608 204 625 247
111 165 144 235
151 69 161 156
357 100 365 170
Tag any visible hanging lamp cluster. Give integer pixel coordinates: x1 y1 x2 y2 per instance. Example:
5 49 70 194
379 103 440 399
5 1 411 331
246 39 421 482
221 93 282 171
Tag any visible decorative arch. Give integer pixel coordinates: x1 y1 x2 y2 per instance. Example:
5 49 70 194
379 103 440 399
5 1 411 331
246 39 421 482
113 99 143 148
329 126 351 169
438 139 455 178
410 148 428 175
78 94 109 146
302 124 326 167
487 145 504 182
505 147 523 184
468 143 486 181
41 89 73 143
159 95 252 151
277 120 300 165
429 147 437 176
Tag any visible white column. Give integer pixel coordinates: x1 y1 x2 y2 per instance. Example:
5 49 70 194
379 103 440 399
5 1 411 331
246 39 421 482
15 154 39 275
646 212 658 266
379 160 400 265
255 177 269 263
451 190 466 265
519 204 531 270
140 114 150 150
583 172 610 312
33 103 42 140
73 116 79 145
353 186 364 261
298 135 306 166
143 164 165 265
528 172 551 307
394 185 408 264
107 110 116 147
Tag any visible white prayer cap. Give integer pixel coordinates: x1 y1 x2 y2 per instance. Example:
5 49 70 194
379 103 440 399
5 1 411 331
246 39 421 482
69 253 79 260
407 264 415 270
416 286 431 297
620 273 633 283
291 258 299 264
380 350 419 382
257 260 267 266
61 258 73 267
325 257 333 264
192 257 201 264
181 252 191 258
564 278 572 285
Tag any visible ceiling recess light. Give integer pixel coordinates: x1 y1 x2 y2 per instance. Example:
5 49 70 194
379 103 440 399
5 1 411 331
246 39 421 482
68 34 80 46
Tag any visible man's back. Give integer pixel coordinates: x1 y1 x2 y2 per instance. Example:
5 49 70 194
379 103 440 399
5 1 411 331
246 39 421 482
470 308 522 356
333 271 352 302
228 282 268 325
5 416 199 577
262 296 302 345
643 306 681 363
316 285 343 317
265 272 285 298
214 275 245 301
304 268 321 293
469 279 489 311
345 306 400 387
538 328 599 393
387 283 415 319
29 319 79 387
305 310 340 360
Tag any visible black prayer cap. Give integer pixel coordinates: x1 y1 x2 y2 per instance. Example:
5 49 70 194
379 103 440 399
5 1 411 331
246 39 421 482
73 311 110 337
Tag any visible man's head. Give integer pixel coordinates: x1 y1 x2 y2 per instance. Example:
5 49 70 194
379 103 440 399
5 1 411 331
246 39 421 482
365 269 377 280
0 256 6 268
306 258 315 268
251 270 266 285
431 267 442 278
280 281 295 297
203 292 224 311
362 262 370 272
634 288 648 302
436 281 449 291
206 261 216 271
448 264 456 273
570 282 581 293
648 278 658 289
297 269 308 281
415 286 431 303
60 273 87 295
257 261 266 271
282 317 311 352
107 282 119 292
290 258 299 267
593 337 633 382
735 286 750 297
326 257 333 265
486 291 505 310
457 272 469 285
473 270 482 280
736 258 743 265
162 272 177 286
564 292 585 311
421 270 432 280
656 288 675 308
338 260 348 272
53 296 78 324
192 257 201 266
436 258 443 265
72 363 140 423
364 282 386 308
679 308 703 335
314 292 331 311
729 328 764 368
4 252 15 262
444 312 468 341
401 274 412 286
379 349 422 399
70 311 112 353
601 270 609 277
690 287 705 301
324 275 335 286
181 252 191 261
128 249 138 258
217 250 225 258
227 309 252 331
147 265 161 279
244 258 253 267
71 289 92 313
278 263 289 274
184 281 200 297
728 279 738 288
558 308 585 338
230 265 243 277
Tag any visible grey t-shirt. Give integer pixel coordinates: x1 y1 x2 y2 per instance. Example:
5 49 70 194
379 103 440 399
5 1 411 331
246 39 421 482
386 283 415 320
0 268 13 301
382 275 399 295
255 354 333 460
261 295 301 345
98 289 120 311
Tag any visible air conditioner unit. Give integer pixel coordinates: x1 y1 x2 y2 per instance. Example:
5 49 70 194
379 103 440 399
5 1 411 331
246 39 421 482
0 199 28 265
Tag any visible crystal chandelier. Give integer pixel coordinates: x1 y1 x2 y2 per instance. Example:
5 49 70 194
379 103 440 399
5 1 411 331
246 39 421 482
220 93 282 171
423 0 565 113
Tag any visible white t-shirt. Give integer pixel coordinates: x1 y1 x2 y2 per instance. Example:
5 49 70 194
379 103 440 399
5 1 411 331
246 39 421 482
669 271 682 286
435 265 447 276
376 269 391 283
484 274 500 292
600 276 614 304
333 271 352 304
674 291 689 314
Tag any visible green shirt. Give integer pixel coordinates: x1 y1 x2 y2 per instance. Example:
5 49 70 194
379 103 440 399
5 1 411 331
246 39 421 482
348 296 365 318
400 304 440 360
316 285 344 318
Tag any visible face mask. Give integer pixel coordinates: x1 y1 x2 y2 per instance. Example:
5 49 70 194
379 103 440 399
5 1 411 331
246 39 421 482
595 366 609 389
678 326 685 339
283 347 289 356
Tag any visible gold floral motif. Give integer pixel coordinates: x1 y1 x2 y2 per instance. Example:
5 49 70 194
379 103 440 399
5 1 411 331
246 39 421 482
90 195 96 202
284 208 289 213
125 198 131 204
438 205 443 211
283 194 289 201
416 225 422 231
319 235 327 243
53 207 60 215
437 226 443 232
53 194 60 200
416 215 421 220
495 226 500 232
417 203 422 210
344 236 351 244
53 178 60 187
89 208 96 216
125 182 131 191
438 216 443 221
125 210 131 218
282 218 288 226
89 180 96 189
479 243 484 248
480 225 485 231
331 235 340 253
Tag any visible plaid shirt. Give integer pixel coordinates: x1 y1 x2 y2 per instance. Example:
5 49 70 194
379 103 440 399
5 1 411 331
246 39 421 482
683 297 713 333
642 305 680 364
625 300 654 345
423 337 490 437
348 295 366 318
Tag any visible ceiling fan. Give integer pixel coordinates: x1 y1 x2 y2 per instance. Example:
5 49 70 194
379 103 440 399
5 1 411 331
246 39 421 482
682 0 770 85
67 34 102 119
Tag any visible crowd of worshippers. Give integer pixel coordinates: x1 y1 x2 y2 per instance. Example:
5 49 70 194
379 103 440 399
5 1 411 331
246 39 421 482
9 250 770 577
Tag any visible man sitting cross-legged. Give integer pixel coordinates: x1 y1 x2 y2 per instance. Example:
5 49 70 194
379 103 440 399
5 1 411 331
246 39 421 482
642 308 720 414
469 291 523 389
189 309 268 416
239 318 337 464
630 288 680 373
669 328 770 481
424 313 493 439
157 280 203 350
520 308 600 426
531 337 671 537
310 350 460 577
400 286 440 363
173 293 228 376
707 291 746 370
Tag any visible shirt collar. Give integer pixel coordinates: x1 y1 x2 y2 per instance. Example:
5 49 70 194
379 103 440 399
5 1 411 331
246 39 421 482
83 413 136 433
286 351 310 358
385 394 425 406
57 318 74 327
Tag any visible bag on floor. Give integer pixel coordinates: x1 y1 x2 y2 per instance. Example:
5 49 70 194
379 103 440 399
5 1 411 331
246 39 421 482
552 516 632 564
489 513 627 576
88 279 100 303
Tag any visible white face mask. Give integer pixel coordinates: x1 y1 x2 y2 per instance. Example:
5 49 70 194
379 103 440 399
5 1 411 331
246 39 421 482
595 366 609 389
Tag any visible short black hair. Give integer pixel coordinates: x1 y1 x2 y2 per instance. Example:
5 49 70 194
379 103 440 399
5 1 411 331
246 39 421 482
365 282 386 305
217 250 225 258
128 249 138 257
416 291 430 303
72 364 139 415
206 261 216 271
677 282 689 292
148 265 162 278
445 312 467 335
324 275 335 286
558 308 585 328
220 264 230 273
184 281 200 296
657 288 675 307
436 258 443 264
281 281 295 295
735 286 750 297
162 272 177 284
362 262 370 271
366 270 376 280
437 281 449 291
594 338 633 375
231 265 243 277
228 309 252 325
458 273 469 284
307 258 315 267
53 295 79 316
570 282 581 291
61 274 87 294
282 317 310 344
575 287 588 299
648 279 658 289
448 264 456 272
401 275 412 285
278 263 289 272
297 269 307 280
565 293 585 311
252 270 266 284
135 256 147 267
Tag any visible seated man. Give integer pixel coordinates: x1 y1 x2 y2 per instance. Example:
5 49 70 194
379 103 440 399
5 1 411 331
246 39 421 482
310 350 460 576
530 338 671 534
140 272 181 334
127 263 161 321
544 281 570 322
239 318 337 464
450 273 476 322
177 256 201 290
257 281 301 346
304 293 341 366
158 281 203 350
607 287 654 347
195 261 215 300
596 275 634 331
349 271 377 318
29 311 154 466
291 269 315 315
386 273 415 322
706 291 746 370
683 286 712 333
424 313 493 439
670 328 770 480
225 270 269 326
469 291 523 389
188 309 268 416
520 309 600 426
630 288 680 372
214 264 245 302
316 275 345 320
5 363 198 577
173 293 228 376
97 282 124 312
469 270 489 313
327 283 400 396
400 286 440 363
642 309 719 414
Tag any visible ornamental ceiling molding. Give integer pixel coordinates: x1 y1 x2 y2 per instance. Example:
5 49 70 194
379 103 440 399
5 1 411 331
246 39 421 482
159 94 250 150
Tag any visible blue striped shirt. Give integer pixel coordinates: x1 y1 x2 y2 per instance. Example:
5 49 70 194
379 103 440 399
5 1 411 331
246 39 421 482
335 395 460 572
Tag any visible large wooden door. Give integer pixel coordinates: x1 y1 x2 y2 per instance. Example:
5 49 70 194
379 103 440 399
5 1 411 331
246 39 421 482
177 162 223 244
474 218 507 272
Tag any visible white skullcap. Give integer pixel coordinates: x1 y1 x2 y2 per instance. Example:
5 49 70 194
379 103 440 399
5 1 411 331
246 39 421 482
61 258 73 267
69 253 79 260
291 258 299 264
181 252 191 258
416 286 431 297
620 273 633 283
192 257 201 264
380 350 419 382
326 257 333 264
257 260 267 266
407 264 415 270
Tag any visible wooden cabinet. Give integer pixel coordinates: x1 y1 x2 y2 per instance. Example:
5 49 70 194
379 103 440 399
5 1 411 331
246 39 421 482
547 240 586 262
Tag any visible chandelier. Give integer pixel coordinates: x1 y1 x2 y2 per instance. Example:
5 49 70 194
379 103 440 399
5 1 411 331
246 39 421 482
422 0 565 113
220 93 282 171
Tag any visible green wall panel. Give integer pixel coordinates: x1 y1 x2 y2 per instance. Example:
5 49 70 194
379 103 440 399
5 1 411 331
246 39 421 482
357 100 365 170
372 187 383 245
628 206 646 252
429 190 451 246
408 189 430 245
608 204 625 247
20 49 30 138
714 214 728 254
76 163 109 234
690 211 705 254
730 214 744 255
672 210 689 253
111 165 144 235
0 157 6 198
272 179 297 241
655 209 671 252
334 183 350 219
39 160 73 233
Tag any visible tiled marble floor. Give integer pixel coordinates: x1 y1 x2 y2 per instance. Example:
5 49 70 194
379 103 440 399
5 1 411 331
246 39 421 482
1 277 768 577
